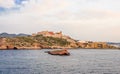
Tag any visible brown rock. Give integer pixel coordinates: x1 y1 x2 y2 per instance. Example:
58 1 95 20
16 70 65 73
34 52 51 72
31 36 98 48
6 45 14 49
46 49 70 56
13 47 18 49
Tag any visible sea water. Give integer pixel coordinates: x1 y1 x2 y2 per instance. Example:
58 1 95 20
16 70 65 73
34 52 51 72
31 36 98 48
0 49 120 74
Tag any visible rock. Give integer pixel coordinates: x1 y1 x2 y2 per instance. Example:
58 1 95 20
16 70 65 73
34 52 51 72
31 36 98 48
46 49 70 56
13 47 18 49
6 45 14 49
6 46 9 49
6 46 18 50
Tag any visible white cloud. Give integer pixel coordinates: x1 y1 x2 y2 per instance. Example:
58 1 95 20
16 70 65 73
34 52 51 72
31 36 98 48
0 0 15 8
0 0 29 10
0 0 120 42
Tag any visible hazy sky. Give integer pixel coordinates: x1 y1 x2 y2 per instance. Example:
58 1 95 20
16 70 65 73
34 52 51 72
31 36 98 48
0 0 120 42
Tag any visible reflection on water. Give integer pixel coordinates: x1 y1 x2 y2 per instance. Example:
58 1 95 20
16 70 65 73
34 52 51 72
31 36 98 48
0 49 120 74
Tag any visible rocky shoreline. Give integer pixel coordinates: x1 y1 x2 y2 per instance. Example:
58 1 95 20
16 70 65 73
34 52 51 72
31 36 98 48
0 31 118 50
0 45 73 50
0 47 119 50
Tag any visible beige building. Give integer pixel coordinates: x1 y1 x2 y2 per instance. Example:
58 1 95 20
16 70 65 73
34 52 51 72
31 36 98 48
78 41 111 49
33 31 62 38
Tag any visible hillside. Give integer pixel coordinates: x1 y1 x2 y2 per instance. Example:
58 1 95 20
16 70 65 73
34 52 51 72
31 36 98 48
0 34 75 49
0 31 117 49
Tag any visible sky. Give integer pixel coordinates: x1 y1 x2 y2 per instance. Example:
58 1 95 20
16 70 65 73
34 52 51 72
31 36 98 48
0 0 120 42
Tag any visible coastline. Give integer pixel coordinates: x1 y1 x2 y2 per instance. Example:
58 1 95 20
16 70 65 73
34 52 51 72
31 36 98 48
0 31 118 50
0 47 119 50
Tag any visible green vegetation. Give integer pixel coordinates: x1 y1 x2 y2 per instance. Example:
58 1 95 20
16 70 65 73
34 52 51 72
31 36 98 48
34 35 70 46
5 35 70 47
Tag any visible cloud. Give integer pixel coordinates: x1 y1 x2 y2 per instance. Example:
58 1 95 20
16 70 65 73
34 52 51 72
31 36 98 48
0 0 15 8
0 0 29 13
15 0 29 5
0 0 120 42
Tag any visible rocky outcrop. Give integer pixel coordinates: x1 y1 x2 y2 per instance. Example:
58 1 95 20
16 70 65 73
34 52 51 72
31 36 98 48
6 46 18 50
46 49 70 55
13 47 18 49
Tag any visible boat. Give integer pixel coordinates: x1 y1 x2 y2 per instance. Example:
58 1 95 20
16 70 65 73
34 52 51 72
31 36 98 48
46 49 70 56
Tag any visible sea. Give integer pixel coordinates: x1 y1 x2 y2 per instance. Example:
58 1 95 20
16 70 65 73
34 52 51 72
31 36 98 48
0 49 120 74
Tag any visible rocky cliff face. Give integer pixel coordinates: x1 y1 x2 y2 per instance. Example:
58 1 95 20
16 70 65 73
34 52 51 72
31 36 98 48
0 35 73 49
0 31 117 49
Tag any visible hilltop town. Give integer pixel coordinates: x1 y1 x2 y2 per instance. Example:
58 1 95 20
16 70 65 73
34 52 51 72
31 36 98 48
0 31 117 49
34 31 117 49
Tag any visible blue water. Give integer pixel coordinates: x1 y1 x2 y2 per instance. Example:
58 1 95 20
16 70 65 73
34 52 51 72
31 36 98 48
0 49 120 74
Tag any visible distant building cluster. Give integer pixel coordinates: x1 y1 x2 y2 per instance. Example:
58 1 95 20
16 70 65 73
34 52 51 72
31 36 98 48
31 31 116 49
32 31 62 38
32 31 76 43
78 41 116 49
